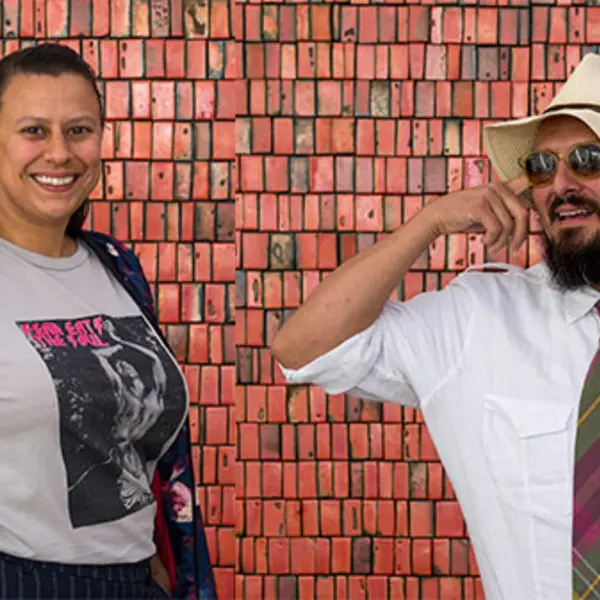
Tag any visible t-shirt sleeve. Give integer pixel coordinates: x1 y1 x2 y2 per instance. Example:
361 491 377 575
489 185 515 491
278 278 475 408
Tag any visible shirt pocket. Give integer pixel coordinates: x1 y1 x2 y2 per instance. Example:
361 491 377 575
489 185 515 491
482 392 573 517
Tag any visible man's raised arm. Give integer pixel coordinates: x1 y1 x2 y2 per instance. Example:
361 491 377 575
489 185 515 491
271 177 529 370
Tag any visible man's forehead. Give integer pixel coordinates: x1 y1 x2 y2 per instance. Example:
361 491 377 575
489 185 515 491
532 115 599 149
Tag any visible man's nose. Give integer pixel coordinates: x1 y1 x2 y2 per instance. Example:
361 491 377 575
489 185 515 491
551 159 583 198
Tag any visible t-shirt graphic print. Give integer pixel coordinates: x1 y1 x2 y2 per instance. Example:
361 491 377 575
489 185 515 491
17 314 187 528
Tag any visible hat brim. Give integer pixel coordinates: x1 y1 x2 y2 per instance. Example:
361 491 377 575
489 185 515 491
483 109 600 182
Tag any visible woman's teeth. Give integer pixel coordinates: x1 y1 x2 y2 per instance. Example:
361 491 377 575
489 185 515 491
33 175 76 186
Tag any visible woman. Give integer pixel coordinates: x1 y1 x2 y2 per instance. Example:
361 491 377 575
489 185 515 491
0 43 216 599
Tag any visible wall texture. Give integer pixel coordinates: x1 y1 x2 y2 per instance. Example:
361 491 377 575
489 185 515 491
6 0 598 598
236 2 587 599
0 1 235 598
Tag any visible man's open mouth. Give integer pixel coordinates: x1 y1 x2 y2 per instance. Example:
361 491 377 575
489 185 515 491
550 198 599 225
555 207 596 221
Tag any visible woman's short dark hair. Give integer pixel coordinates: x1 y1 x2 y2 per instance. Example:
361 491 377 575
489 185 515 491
0 43 104 237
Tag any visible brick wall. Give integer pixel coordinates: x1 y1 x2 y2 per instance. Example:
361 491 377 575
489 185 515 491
1 1 236 598
235 3 589 599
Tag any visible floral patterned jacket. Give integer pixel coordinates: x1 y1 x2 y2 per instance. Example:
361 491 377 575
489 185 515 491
81 230 217 600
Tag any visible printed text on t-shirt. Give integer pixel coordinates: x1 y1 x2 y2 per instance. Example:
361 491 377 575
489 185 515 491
19 317 109 349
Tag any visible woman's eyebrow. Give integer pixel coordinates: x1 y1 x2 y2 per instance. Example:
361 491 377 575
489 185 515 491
15 115 98 125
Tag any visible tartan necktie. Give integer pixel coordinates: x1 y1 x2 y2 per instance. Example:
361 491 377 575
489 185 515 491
573 314 600 600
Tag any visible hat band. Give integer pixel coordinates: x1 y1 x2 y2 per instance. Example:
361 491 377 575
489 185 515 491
544 103 600 114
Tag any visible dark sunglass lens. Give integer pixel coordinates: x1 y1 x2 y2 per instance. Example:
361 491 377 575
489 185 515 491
569 144 600 177
525 152 557 185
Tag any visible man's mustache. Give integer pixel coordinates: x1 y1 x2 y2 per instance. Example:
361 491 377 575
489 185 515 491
549 195 599 223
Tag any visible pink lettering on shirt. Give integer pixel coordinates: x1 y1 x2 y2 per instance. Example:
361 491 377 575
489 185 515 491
20 318 109 349
20 322 67 347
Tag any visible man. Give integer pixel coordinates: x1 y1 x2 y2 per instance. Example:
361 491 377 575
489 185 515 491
271 54 600 599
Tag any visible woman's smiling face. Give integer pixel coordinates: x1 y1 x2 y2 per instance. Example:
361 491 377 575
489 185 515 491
0 72 103 233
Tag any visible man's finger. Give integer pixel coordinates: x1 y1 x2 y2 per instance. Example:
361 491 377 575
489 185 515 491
465 223 486 234
494 185 530 250
487 189 516 250
505 175 530 197
479 207 503 247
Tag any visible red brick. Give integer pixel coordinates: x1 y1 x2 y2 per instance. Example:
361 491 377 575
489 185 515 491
436 502 466 538
570 6 584 44
412 539 433 575
16 0 34 36
195 81 215 120
477 8 498 45
332 538 351 573
268 539 290 574
296 5 309 40
295 81 316 116
210 0 230 38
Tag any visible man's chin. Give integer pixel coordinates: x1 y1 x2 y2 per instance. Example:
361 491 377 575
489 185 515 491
556 220 598 233
543 229 600 291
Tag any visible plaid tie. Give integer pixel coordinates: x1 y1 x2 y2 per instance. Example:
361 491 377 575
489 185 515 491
573 321 600 600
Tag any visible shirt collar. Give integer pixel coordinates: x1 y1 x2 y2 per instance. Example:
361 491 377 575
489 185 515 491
530 262 600 324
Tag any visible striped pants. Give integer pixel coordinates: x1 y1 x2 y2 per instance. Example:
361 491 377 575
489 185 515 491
0 551 170 599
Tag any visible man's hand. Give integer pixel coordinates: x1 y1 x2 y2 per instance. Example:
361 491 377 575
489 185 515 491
151 553 172 597
420 176 531 255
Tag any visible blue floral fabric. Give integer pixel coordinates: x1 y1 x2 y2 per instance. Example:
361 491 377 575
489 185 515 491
81 230 217 600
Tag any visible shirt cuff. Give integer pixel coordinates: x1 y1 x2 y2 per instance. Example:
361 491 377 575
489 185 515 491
277 323 380 395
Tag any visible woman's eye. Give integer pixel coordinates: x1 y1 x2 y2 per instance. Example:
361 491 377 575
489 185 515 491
70 126 92 135
23 126 44 136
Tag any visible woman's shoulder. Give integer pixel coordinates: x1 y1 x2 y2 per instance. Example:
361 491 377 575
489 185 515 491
80 230 139 265
81 230 155 315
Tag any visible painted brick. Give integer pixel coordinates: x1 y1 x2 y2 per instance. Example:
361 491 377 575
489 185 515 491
235 2 593 599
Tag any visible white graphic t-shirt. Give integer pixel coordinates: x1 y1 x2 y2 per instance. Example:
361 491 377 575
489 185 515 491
0 237 188 564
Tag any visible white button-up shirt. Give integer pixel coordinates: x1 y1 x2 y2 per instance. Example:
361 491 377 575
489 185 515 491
279 262 600 600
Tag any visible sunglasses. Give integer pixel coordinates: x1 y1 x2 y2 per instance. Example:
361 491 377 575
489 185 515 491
519 142 600 187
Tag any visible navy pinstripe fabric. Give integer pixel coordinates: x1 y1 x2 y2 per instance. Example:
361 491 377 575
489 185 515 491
0 552 170 599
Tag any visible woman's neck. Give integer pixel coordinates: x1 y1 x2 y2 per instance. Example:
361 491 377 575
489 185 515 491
0 227 76 258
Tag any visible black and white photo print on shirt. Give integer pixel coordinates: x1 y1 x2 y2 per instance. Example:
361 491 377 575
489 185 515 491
17 314 187 528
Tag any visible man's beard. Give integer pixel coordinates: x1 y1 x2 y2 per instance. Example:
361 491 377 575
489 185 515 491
543 230 600 290
543 194 600 291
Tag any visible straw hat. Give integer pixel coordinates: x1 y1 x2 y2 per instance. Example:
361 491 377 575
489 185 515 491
484 53 600 182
